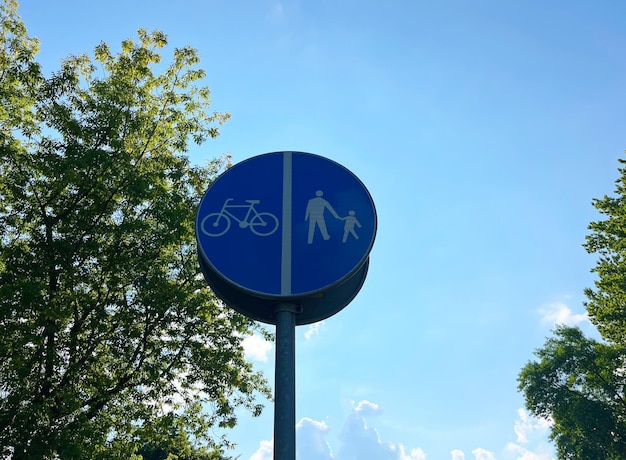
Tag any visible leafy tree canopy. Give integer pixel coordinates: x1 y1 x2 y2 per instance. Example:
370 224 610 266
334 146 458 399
0 1 270 458
584 158 626 344
519 158 626 459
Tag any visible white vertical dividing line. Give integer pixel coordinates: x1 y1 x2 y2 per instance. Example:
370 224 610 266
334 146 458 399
281 152 293 296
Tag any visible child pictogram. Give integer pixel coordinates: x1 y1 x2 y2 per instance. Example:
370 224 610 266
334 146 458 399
342 210 361 242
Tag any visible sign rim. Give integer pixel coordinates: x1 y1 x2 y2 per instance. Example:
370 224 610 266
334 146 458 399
195 150 377 299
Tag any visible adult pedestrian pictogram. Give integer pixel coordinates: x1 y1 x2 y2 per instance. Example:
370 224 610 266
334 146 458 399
305 190 341 244
199 198 279 237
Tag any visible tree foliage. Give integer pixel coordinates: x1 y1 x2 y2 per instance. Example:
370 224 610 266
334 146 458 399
0 2 270 458
518 326 626 459
584 159 626 345
0 0 40 136
519 158 626 459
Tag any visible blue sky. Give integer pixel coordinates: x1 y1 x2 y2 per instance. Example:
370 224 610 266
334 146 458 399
18 1 626 458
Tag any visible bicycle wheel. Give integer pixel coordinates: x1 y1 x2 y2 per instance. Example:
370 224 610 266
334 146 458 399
200 213 230 237
250 212 279 236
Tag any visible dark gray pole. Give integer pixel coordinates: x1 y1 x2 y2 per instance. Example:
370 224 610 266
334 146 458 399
274 303 297 460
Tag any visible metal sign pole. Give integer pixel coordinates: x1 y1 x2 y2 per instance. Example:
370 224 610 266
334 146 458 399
273 303 297 460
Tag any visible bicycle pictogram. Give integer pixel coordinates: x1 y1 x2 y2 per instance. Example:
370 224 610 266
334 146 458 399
200 198 279 237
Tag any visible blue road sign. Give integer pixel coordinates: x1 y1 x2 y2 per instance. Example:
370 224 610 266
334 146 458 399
196 151 377 301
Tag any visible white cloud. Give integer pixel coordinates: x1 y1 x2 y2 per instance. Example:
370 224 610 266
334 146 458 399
250 439 273 460
249 400 424 460
248 406 555 460
472 448 496 460
305 321 324 340
353 400 382 416
451 449 498 460
408 448 427 460
505 409 555 460
513 409 552 445
504 443 554 460
242 333 272 362
250 420 335 460
451 450 465 460
336 400 423 460
297 418 334 459
539 301 588 327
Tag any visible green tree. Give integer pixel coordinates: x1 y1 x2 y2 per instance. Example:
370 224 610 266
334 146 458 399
0 0 40 136
518 326 626 459
519 158 626 459
584 159 626 345
0 2 270 458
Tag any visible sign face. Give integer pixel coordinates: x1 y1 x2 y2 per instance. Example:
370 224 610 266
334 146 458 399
196 151 376 301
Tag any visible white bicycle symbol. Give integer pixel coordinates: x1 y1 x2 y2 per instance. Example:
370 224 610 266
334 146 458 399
200 198 279 237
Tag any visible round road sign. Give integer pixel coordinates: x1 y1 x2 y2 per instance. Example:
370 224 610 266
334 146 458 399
196 151 376 324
